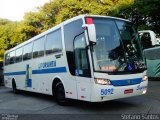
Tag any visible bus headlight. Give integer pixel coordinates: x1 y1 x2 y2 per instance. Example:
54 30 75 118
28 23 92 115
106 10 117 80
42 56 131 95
142 75 148 81
95 78 111 85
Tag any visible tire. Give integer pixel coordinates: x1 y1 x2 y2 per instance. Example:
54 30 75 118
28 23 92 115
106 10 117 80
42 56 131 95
12 81 18 94
55 83 67 106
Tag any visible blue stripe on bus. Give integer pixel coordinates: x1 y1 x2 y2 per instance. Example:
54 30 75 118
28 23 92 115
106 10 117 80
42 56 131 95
4 67 67 76
4 71 26 76
111 78 142 86
32 67 67 74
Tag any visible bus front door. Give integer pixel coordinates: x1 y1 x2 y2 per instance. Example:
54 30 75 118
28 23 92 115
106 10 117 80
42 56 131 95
74 33 92 101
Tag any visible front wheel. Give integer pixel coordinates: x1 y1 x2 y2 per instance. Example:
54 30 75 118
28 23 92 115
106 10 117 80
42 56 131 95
55 84 67 106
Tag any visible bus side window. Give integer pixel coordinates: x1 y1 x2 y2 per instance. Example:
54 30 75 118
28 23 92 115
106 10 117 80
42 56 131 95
23 42 33 61
10 51 16 64
46 29 62 55
144 48 160 60
5 53 10 65
74 33 91 77
33 37 45 58
16 47 23 63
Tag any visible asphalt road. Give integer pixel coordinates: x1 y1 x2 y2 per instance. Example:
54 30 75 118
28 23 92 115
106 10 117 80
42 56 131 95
0 81 160 120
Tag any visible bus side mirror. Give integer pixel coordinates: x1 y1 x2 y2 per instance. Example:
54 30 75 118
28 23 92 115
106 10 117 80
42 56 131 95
82 24 96 45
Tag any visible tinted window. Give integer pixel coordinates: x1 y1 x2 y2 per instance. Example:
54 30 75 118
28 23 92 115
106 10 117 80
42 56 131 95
46 29 62 55
33 37 45 58
10 51 16 64
23 42 33 61
64 19 83 75
5 53 10 65
16 47 23 63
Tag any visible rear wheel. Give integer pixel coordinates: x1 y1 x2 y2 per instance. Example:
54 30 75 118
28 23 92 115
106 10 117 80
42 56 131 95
55 83 67 106
12 81 18 94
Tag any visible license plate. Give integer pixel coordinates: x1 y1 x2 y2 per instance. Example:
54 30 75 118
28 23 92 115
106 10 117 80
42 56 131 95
124 89 133 94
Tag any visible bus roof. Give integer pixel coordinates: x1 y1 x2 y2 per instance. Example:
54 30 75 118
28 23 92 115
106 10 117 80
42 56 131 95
5 15 130 54
63 14 130 25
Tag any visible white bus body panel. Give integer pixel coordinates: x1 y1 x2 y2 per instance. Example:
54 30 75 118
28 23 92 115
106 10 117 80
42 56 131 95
4 52 79 99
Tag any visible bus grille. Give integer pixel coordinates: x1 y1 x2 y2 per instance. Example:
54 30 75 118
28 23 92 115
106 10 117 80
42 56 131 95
110 78 142 86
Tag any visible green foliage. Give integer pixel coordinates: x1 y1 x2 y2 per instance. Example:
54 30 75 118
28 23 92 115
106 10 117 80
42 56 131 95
110 0 160 34
0 18 12 25
0 20 26 60
0 0 160 61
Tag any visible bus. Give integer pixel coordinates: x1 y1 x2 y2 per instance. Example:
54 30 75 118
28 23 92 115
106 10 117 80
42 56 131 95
3 15 148 105
138 30 160 79
144 47 160 79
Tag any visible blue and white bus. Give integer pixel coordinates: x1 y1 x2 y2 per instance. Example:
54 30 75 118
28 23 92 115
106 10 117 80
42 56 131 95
4 15 148 105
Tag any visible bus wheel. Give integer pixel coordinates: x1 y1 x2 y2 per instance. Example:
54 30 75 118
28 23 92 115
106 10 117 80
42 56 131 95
12 81 18 94
55 83 67 106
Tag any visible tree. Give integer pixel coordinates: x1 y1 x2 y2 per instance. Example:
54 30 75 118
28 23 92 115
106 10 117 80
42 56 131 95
109 0 160 34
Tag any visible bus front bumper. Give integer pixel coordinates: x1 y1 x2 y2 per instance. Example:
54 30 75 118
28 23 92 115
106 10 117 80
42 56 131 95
90 81 148 102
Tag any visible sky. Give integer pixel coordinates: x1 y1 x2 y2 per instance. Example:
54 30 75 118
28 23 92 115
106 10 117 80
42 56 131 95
0 0 50 21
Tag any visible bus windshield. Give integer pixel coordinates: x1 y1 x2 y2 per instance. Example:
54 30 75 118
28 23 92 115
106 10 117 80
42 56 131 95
91 18 145 73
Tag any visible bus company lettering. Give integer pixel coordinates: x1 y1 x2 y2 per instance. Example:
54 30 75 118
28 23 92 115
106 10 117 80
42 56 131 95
38 61 56 69
137 85 147 90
